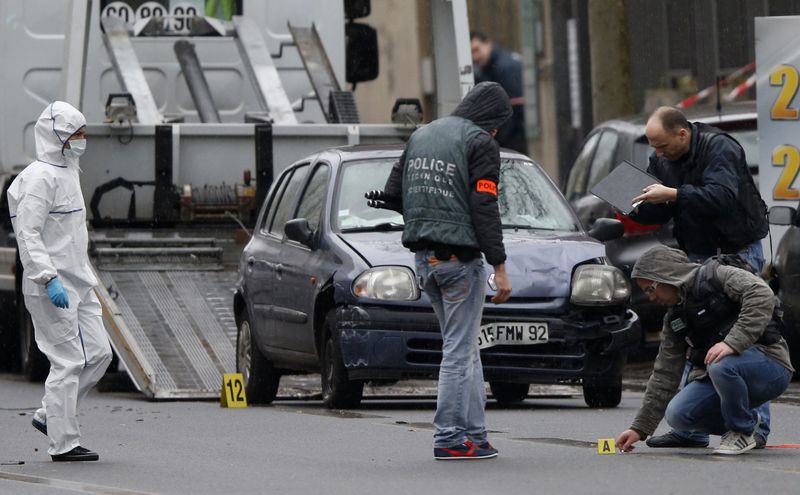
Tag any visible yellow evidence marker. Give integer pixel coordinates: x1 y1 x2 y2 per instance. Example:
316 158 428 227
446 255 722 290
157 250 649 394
597 438 616 455
221 373 248 408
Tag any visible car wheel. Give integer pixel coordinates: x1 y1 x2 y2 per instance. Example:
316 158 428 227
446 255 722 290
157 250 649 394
19 306 48 382
236 312 280 404
583 378 622 408
321 310 363 409
489 381 529 405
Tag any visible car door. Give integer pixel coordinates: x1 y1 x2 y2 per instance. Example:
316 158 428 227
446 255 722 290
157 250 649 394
246 163 310 351
570 131 619 228
272 161 332 354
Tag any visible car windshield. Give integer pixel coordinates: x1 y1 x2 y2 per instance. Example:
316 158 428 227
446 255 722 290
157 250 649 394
498 159 579 230
336 158 579 232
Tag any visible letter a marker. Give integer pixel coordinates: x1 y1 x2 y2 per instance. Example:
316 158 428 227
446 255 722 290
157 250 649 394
597 438 616 455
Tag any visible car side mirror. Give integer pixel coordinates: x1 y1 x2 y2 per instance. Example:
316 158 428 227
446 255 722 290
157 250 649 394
285 218 315 247
768 206 797 226
588 218 624 242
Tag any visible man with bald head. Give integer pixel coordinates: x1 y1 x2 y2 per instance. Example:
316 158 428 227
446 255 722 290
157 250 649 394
628 105 770 450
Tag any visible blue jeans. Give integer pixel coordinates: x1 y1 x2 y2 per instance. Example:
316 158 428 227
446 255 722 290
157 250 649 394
664 348 791 435
678 239 769 442
687 239 765 273
415 251 487 448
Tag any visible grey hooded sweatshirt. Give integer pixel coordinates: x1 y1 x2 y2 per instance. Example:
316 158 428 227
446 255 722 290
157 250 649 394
629 245 793 437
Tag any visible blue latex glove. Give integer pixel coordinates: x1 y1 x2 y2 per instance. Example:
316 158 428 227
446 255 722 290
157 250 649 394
46 277 69 309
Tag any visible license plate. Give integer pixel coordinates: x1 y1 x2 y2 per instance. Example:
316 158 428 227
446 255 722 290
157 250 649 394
478 322 549 349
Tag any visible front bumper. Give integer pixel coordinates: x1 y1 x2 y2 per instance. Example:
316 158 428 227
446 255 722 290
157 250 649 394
337 305 640 384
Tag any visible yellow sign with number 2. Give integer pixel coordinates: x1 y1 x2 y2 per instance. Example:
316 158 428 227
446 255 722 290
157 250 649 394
221 373 248 408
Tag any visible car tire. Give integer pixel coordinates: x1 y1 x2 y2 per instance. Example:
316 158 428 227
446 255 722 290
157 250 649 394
583 378 623 408
19 306 49 382
236 312 280 404
321 310 363 409
489 381 529 405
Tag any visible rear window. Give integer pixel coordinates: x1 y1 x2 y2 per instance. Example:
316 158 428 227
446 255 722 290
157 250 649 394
729 129 758 166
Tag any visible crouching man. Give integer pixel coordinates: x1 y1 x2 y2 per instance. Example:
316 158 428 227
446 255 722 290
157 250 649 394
616 245 793 455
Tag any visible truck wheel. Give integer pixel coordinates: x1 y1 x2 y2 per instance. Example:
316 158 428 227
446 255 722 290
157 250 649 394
489 381 529 405
236 312 280 404
19 307 48 382
780 315 800 379
0 294 20 371
321 310 363 409
583 378 622 408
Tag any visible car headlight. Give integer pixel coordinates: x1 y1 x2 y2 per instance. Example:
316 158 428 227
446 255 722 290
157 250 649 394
570 265 630 306
352 266 420 301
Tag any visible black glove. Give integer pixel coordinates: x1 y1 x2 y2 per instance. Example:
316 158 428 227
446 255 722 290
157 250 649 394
365 190 402 212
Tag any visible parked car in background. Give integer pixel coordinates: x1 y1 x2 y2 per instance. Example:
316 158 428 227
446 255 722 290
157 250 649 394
564 101 758 345
766 205 800 375
234 145 640 410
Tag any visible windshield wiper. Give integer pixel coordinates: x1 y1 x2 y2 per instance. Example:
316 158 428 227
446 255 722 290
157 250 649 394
340 222 404 233
502 224 559 231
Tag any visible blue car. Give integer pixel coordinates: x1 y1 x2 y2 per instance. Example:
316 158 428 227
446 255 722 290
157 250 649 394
234 145 640 409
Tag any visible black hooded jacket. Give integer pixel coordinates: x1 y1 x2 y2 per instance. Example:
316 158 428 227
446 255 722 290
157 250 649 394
383 82 512 265
632 122 768 255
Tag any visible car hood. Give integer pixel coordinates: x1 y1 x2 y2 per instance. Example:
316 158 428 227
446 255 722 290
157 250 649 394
338 230 606 298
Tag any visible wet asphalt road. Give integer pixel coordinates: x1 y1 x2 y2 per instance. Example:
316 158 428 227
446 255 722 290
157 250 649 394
1 371 800 495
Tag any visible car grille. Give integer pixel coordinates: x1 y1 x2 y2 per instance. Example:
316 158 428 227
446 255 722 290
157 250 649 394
405 338 586 371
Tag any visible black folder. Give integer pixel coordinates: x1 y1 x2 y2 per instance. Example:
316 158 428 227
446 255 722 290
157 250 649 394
589 161 662 215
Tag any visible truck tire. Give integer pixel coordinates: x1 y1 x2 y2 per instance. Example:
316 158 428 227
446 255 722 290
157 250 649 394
19 306 49 382
0 293 21 371
236 312 280 404
583 377 623 408
780 314 800 380
321 310 363 409
14 251 48 381
489 381 529 405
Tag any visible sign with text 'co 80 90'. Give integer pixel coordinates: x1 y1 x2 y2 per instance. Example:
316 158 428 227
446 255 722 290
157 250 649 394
756 17 800 245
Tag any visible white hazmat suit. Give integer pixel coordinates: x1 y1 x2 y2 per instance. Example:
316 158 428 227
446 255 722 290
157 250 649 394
7 101 112 457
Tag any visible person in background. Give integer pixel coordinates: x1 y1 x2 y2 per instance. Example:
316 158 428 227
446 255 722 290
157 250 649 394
470 31 527 154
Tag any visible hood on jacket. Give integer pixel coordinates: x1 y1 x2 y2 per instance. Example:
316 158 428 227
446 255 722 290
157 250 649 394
450 81 512 132
35 101 87 168
631 245 700 291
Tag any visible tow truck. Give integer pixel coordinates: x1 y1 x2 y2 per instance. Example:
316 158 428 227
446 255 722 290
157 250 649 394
0 0 474 399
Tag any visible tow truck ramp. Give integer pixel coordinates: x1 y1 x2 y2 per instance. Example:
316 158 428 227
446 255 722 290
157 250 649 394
91 234 238 399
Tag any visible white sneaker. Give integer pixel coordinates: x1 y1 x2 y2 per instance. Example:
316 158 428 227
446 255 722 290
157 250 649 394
713 413 761 455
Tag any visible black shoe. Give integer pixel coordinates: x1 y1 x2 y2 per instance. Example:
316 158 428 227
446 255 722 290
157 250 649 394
754 434 767 450
645 431 708 448
51 446 99 462
31 418 47 436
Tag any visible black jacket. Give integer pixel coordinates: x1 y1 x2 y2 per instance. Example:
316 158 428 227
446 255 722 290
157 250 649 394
632 122 768 256
383 82 512 266
475 46 525 153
